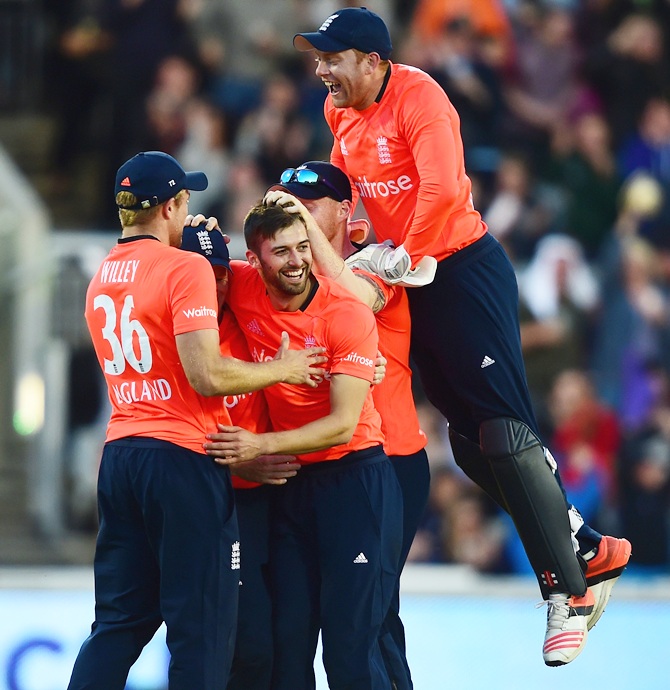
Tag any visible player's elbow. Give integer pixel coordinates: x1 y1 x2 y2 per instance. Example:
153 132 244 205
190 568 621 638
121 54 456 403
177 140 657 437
330 418 358 446
182 361 222 397
185 371 219 397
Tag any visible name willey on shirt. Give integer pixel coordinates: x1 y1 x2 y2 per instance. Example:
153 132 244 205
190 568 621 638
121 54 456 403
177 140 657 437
99 259 216 403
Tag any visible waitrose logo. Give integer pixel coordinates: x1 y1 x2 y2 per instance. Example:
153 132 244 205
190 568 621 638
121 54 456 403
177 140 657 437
343 352 374 367
183 306 217 319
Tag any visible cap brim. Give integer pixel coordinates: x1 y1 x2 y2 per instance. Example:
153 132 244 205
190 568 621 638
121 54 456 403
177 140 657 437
209 258 232 271
396 256 438 287
184 171 208 192
293 32 352 54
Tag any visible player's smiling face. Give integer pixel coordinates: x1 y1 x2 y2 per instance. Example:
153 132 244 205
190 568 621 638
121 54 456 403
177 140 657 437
255 222 313 301
314 49 377 110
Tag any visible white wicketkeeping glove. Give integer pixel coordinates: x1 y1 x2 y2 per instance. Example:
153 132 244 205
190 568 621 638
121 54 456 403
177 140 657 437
345 240 411 284
346 241 437 287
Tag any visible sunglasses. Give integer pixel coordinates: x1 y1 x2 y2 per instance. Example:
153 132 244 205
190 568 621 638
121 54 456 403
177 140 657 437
279 168 345 201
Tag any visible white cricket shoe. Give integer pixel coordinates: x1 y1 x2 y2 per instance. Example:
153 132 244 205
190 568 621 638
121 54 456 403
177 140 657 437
542 589 594 666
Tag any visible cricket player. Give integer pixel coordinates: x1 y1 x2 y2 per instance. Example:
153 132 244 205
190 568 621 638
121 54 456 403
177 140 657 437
293 7 631 665
68 151 325 690
204 201 404 689
181 219 296 690
266 160 430 688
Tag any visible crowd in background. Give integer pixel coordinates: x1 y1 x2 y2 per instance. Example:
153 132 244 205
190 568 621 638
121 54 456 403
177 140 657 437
40 0 670 575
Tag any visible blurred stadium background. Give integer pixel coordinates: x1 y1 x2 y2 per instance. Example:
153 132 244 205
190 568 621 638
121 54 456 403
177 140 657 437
2 0 670 687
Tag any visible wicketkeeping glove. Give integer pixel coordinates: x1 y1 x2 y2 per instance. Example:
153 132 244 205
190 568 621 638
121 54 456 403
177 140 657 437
345 241 437 287
345 241 412 284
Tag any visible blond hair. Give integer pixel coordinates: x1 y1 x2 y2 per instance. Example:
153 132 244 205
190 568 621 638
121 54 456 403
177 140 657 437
116 189 188 227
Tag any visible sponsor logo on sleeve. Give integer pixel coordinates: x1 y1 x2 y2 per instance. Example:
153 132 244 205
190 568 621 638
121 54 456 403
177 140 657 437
183 306 218 319
343 352 374 368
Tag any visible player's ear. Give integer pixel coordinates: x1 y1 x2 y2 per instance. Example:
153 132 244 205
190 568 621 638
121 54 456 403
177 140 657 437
366 52 381 73
162 198 174 219
246 250 260 269
348 219 370 244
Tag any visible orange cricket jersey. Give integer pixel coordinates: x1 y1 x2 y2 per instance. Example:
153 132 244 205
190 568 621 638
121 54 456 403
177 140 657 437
227 261 384 464
85 237 230 453
219 307 271 488
326 62 487 265
354 269 427 457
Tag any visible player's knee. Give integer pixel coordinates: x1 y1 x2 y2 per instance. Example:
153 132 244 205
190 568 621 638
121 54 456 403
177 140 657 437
480 417 541 460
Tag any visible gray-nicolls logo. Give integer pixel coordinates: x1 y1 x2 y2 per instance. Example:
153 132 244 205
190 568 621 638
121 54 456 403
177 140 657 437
319 13 339 31
377 136 391 164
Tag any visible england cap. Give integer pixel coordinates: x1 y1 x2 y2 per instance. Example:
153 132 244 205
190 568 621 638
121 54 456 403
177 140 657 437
269 161 353 202
180 223 232 271
294 7 392 60
115 151 208 210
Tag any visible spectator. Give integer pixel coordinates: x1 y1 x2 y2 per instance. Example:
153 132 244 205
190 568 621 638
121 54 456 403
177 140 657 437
443 489 507 573
582 13 670 148
175 98 233 220
548 369 621 518
619 393 670 573
543 111 622 260
145 55 201 155
518 234 600 424
234 72 317 185
503 5 582 166
618 96 670 251
483 151 564 262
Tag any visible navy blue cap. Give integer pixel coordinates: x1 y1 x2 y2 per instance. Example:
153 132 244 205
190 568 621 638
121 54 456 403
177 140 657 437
270 161 353 202
115 151 208 210
294 7 392 60
180 223 232 271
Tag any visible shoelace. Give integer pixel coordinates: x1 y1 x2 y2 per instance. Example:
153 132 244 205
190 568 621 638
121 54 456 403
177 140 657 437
537 594 570 630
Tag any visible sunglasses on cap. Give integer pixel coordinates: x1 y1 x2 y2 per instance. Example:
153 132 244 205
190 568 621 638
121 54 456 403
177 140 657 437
279 168 345 202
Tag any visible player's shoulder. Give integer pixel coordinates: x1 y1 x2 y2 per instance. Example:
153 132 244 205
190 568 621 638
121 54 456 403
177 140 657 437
316 276 377 320
227 259 264 307
390 63 446 98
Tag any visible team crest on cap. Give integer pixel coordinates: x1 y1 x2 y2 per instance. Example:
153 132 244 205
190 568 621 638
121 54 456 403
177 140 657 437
319 13 339 31
196 229 214 255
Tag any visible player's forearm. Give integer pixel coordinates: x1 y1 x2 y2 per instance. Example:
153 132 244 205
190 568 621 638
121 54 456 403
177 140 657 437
195 357 289 397
305 213 343 274
305 218 378 309
257 415 357 456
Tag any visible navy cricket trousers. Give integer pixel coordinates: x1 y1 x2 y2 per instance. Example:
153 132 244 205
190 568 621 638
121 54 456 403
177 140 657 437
228 484 275 690
407 232 539 443
378 449 431 690
407 233 602 550
269 446 403 690
67 437 239 690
